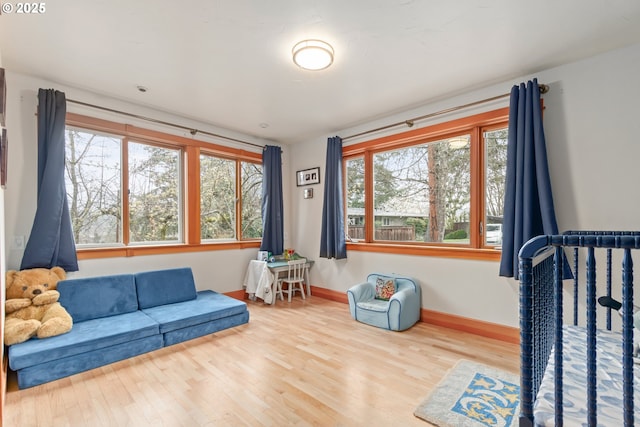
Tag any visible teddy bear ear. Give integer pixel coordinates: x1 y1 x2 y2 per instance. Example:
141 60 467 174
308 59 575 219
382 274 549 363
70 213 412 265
51 266 66 280
6 270 19 287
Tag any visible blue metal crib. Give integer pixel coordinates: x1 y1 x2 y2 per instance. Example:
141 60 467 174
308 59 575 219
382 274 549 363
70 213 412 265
519 231 640 426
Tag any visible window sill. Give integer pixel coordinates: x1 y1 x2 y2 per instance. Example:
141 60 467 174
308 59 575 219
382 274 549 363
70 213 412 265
76 240 262 260
346 242 501 261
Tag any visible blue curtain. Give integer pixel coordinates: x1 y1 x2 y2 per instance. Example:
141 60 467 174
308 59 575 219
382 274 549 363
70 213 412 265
260 145 284 255
320 136 347 259
21 89 78 271
499 79 562 279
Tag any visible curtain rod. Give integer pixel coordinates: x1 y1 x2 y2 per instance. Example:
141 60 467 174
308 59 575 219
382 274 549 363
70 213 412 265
342 84 549 142
66 98 265 149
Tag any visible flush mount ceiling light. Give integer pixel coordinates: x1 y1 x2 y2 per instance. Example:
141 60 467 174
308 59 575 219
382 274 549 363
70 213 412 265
292 39 334 71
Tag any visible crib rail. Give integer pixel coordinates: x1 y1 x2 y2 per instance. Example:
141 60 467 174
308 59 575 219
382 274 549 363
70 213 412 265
519 232 640 427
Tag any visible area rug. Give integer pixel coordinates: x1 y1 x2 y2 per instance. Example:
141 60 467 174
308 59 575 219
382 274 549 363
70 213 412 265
414 359 520 427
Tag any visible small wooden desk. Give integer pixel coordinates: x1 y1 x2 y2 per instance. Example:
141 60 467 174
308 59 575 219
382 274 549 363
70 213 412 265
267 259 314 297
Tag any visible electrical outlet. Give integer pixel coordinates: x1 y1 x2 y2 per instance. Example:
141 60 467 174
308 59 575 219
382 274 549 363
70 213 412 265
13 236 25 250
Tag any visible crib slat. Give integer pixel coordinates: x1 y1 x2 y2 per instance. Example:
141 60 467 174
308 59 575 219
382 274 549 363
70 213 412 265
622 248 634 427
607 248 613 331
573 247 579 326
519 254 536 425
554 246 564 427
586 247 597 426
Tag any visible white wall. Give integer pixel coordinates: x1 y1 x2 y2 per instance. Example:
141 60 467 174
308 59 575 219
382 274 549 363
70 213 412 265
3 72 291 293
290 42 640 328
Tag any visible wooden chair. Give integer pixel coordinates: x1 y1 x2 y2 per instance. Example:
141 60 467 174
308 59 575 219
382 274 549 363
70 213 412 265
278 258 307 302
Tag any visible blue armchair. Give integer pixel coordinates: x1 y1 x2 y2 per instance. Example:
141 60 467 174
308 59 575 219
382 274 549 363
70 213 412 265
347 273 421 331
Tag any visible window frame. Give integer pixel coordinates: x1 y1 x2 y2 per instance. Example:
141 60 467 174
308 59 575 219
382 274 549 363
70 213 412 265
65 113 263 260
343 107 509 261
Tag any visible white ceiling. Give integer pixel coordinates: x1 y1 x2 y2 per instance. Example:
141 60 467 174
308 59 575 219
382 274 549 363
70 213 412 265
2 1 640 144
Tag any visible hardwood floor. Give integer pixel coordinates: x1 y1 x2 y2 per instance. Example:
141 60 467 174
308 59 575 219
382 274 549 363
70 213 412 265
4 297 519 427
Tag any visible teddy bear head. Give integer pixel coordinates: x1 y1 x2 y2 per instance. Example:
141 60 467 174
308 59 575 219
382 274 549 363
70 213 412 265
6 267 66 300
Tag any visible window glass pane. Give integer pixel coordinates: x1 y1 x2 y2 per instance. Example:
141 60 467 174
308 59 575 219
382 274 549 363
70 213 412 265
241 161 263 239
200 154 236 240
373 136 470 244
346 157 365 240
128 142 181 243
484 128 508 247
65 128 122 246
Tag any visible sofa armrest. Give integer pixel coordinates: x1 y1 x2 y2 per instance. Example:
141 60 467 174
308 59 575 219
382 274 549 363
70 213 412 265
388 285 421 331
346 282 375 319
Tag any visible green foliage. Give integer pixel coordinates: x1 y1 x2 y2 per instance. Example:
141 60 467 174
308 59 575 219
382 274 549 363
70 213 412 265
405 217 427 239
444 229 467 240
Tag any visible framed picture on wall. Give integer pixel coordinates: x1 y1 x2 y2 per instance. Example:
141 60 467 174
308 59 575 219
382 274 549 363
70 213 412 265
1 127 7 188
296 167 320 186
0 68 5 127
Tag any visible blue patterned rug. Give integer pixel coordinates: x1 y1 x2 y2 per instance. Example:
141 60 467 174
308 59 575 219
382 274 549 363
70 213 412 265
414 359 520 427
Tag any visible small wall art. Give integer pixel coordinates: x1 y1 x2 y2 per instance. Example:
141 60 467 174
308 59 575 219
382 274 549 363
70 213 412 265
0 68 5 127
1 127 7 188
296 167 320 186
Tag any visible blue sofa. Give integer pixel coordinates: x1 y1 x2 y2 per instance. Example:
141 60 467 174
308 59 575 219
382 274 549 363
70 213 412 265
8 267 249 389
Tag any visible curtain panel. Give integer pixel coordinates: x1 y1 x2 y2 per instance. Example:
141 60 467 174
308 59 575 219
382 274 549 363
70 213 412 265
21 89 79 271
499 79 562 279
320 136 346 259
260 145 284 255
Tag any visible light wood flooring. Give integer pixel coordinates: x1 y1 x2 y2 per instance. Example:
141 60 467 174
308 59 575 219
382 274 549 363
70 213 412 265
4 297 519 427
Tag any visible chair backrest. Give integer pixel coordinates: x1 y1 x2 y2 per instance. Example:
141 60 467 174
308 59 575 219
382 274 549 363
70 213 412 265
286 258 307 281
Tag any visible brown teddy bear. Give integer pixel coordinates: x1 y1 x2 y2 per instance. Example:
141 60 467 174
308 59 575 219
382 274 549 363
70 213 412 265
4 266 73 346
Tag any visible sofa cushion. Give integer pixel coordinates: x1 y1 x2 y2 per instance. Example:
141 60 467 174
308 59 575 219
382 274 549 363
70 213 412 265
163 311 250 347
375 276 397 301
135 267 197 309
58 274 139 322
356 299 389 312
9 311 159 371
16 334 164 389
141 290 247 333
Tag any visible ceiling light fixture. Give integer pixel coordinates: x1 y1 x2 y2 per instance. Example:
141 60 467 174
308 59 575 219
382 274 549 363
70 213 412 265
292 39 334 71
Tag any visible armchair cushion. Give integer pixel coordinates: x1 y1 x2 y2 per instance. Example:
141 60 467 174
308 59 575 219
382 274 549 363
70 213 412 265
375 276 397 301
347 273 421 331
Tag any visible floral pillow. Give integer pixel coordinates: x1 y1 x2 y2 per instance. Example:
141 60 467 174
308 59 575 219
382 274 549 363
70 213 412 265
375 277 397 301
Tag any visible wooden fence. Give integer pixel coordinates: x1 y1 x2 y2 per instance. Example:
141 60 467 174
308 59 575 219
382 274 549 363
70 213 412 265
348 226 415 241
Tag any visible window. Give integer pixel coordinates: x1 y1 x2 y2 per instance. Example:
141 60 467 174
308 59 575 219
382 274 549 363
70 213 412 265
343 107 508 260
65 127 122 246
373 136 470 243
484 127 508 247
346 156 365 239
200 154 236 240
240 161 263 239
128 141 182 244
64 113 263 258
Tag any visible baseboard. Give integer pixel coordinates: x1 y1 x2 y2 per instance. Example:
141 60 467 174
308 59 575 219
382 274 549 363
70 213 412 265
309 286 349 304
308 286 519 344
225 289 248 301
421 309 519 344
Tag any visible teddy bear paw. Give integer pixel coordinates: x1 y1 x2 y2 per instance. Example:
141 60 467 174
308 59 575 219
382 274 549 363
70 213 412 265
37 317 72 339
4 319 41 346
